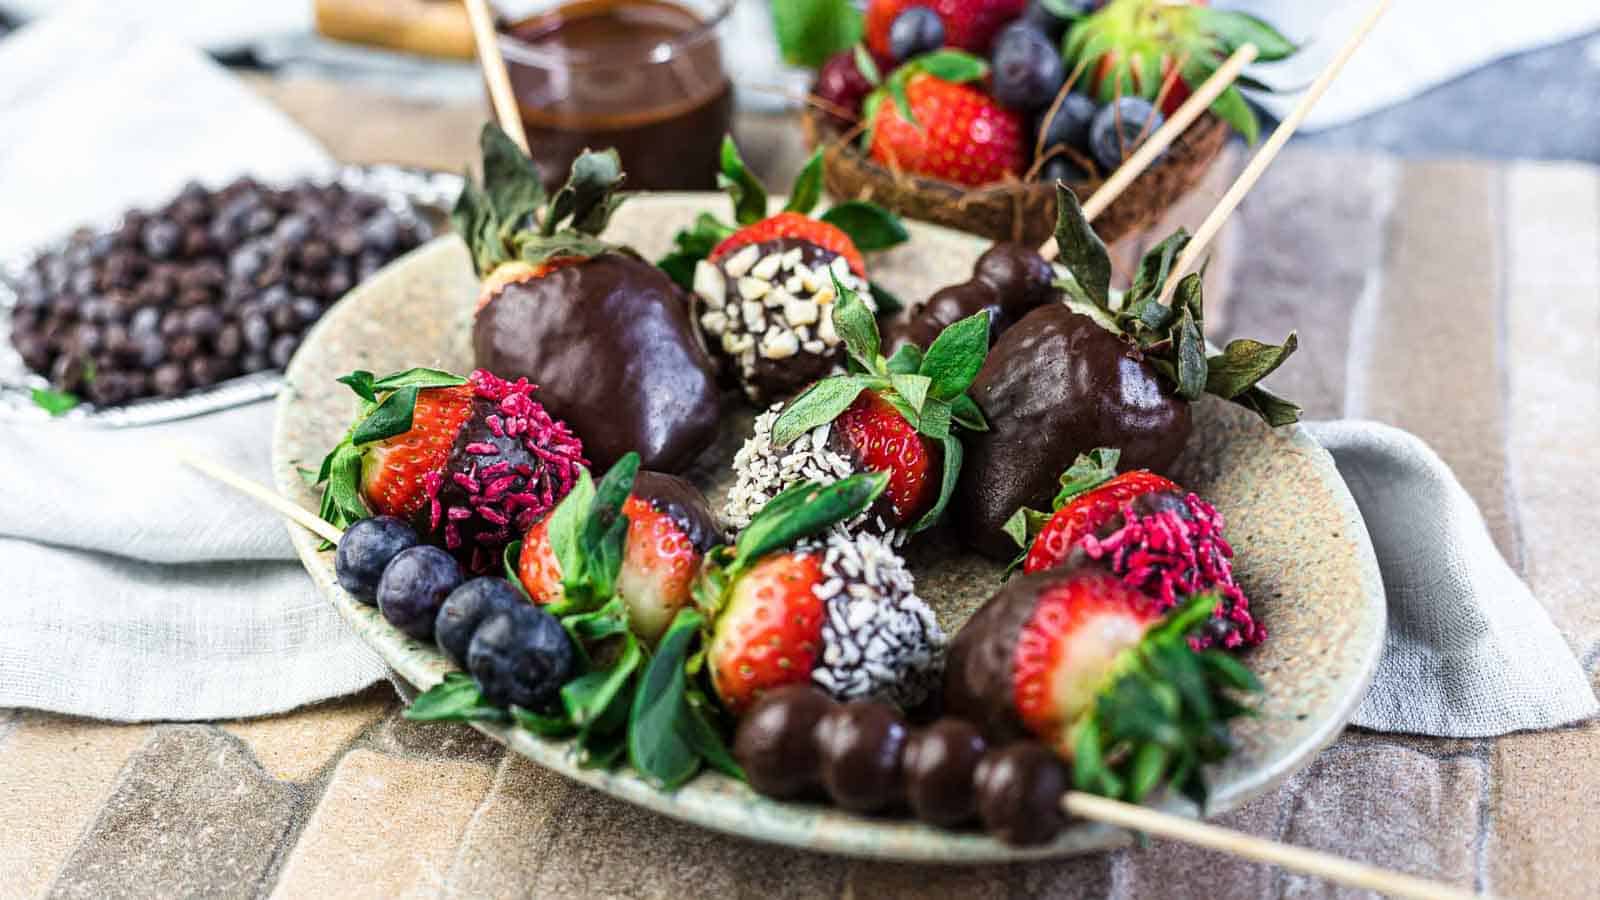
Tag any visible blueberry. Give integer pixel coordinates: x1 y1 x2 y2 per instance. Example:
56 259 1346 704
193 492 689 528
990 23 1064 112
436 577 526 668
1039 154 1089 184
1037 92 1098 156
376 545 463 639
1089 96 1165 173
1020 0 1076 42
467 605 575 710
335 516 420 603
889 6 944 63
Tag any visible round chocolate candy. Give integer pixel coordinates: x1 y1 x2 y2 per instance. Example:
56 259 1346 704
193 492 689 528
971 243 1057 321
903 718 989 827
732 684 837 800
815 700 909 814
974 741 1071 846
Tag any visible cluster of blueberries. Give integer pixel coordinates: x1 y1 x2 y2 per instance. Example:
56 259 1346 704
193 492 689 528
333 516 574 710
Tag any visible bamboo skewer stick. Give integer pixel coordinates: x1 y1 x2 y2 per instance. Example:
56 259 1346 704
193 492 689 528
463 0 529 155
180 454 1479 899
1152 0 1393 306
176 452 345 545
1062 793 1477 900
1037 42 1259 261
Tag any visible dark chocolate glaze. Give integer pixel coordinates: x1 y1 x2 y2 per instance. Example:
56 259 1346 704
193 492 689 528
732 684 835 800
903 718 989 827
886 243 1058 355
942 572 1054 743
974 741 1071 846
630 470 722 553
955 305 1191 558
474 252 721 474
816 701 909 814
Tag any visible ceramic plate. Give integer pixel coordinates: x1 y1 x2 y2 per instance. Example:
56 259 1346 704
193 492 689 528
271 193 1385 863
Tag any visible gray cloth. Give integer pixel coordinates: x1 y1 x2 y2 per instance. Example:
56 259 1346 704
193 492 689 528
1308 420 1598 737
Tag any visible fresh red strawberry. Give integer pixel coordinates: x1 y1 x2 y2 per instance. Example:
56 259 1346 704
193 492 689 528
724 275 991 538
710 211 866 278
707 551 827 714
518 466 718 644
865 0 1028 57
1022 469 1178 573
833 388 942 526
317 367 586 574
1009 448 1264 650
945 566 1259 803
866 61 1026 187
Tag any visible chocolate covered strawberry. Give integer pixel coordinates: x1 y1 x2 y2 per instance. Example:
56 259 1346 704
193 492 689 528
864 51 1026 187
723 276 990 539
660 137 907 404
696 473 945 715
1005 448 1262 649
945 566 1258 804
518 456 719 645
313 366 585 573
957 186 1300 557
458 124 720 474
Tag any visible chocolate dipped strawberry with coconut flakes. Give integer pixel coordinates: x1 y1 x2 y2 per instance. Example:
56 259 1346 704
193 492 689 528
458 125 720 474
723 276 990 541
957 185 1301 558
1005 448 1263 650
659 137 908 405
313 366 585 573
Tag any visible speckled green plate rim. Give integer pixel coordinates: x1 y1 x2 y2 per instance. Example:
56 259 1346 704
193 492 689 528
272 194 1386 864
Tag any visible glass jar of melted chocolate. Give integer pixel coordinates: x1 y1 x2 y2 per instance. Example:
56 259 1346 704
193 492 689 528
497 0 734 191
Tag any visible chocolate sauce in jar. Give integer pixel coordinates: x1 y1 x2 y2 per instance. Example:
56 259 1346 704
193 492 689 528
499 0 734 191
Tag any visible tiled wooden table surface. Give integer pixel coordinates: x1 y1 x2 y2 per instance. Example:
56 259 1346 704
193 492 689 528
3 77 1597 899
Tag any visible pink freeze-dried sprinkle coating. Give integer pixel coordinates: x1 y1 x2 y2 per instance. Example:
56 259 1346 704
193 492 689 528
1078 493 1265 650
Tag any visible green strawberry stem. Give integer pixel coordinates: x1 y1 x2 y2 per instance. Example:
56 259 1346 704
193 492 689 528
1070 591 1261 808
1051 184 1301 426
1001 447 1124 559
772 273 988 533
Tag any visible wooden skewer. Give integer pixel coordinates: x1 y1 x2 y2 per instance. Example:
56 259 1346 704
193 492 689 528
180 454 1477 898
463 0 530 155
175 452 345 545
1063 794 1477 900
1152 0 1393 306
1038 42 1259 261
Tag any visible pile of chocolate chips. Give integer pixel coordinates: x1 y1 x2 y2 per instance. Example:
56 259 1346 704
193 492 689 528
6 177 433 407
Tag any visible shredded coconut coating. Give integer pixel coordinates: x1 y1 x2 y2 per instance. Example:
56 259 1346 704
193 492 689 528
808 531 946 708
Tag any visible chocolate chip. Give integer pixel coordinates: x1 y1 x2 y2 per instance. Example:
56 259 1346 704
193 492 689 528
152 362 187 396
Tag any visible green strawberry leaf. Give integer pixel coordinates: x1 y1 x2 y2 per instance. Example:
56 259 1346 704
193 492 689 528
770 0 863 69
889 372 931 415
30 387 80 415
717 136 769 226
883 342 923 375
1206 334 1298 400
1193 8 1299 62
451 178 493 275
545 149 626 237
561 632 642 731
917 309 989 401
580 452 639 585
1126 230 1190 310
1050 447 1121 508
914 395 950 440
1208 84 1261 146
1128 742 1171 804
830 272 881 372
818 201 908 252
783 149 824 216
336 370 377 402
772 375 874 447
480 124 546 238
853 43 882 85
547 469 596 605
1229 384 1302 427
404 673 510 723
950 393 988 432
503 540 532 602
629 608 709 789
656 212 738 289
733 472 888 569
913 49 988 84
1001 505 1055 552
350 386 420 445
317 440 369 533
370 367 468 392
578 723 629 769
1052 184 1111 309
1174 303 1207 401
511 705 578 738
684 688 744 780
514 230 614 268
912 434 963 532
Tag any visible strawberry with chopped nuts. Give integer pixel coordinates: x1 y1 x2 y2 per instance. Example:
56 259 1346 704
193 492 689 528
313 366 586 574
723 275 991 541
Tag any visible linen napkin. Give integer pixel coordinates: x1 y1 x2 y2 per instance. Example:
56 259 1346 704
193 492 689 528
0 15 386 720
1307 421 1598 737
